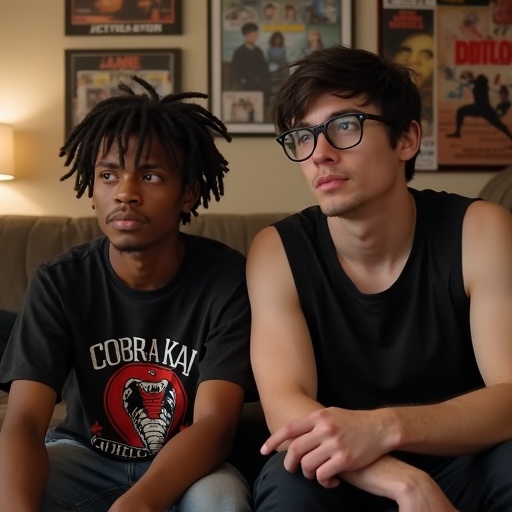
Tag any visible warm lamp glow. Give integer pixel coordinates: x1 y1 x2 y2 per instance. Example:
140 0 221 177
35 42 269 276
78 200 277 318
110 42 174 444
0 124 15 181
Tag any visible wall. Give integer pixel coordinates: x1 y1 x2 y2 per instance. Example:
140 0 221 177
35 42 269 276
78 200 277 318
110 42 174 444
0 0 499 217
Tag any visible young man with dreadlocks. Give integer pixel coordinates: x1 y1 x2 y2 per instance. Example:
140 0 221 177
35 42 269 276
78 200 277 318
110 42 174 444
0 76 254 512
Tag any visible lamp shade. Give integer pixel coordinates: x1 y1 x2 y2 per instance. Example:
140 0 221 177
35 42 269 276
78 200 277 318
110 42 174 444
0 124 15 180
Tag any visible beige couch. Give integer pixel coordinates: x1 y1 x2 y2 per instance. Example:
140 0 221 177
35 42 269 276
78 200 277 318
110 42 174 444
1 170 510 494
0 211 290 486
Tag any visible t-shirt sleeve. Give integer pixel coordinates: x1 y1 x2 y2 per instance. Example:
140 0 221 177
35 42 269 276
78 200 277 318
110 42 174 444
0 265 72 397
196 255 257 401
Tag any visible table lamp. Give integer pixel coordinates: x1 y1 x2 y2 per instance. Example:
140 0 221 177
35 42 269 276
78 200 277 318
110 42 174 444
0 124 15 181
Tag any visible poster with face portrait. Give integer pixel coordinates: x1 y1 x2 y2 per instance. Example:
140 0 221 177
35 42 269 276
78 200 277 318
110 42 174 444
380 0 436 170
436 0 512 167
209 0 353 134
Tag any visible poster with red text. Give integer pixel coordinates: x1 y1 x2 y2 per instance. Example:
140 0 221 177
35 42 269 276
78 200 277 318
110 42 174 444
380 0 437 170
437 0 512 167
65 49 181 136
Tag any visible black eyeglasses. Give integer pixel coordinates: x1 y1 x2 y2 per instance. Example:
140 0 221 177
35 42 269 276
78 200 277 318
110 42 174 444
276 112 392 162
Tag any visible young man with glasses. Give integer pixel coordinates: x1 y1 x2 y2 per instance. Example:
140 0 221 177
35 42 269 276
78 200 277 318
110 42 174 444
247 45 512 511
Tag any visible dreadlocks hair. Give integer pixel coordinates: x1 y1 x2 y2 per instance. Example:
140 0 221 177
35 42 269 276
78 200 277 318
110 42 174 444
59 75 232 225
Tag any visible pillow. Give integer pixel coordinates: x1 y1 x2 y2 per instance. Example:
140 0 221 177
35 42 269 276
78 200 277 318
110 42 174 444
0 310 17 361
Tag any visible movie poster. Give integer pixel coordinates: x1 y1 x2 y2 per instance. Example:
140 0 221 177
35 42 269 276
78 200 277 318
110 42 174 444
437 0 512 167
65 50 181 134
211 0 351 134
65 0 182 35
380 0 437 170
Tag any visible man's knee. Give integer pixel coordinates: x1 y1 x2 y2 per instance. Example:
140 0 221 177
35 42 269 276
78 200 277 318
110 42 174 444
255 452 336 511
254 452 397 512
178 463 251 512
440 442 512 512
482 441 512 500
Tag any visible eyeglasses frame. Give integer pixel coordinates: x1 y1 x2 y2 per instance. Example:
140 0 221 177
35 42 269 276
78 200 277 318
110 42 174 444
275 112 393 162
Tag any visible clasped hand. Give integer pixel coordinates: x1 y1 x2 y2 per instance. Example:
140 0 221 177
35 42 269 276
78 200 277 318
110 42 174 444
261 407 459 511
261 407 388 488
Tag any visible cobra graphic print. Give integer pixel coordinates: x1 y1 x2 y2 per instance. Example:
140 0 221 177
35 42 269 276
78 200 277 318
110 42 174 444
92 363 188 458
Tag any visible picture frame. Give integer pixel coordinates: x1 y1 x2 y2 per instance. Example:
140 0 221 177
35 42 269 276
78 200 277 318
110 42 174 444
378 0 437 171
65 49 181 135
209 0 353 135
378 0 512 171
65 0 183 36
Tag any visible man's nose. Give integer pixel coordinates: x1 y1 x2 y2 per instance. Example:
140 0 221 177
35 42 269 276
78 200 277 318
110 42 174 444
115 176 141 204
311 131 339 163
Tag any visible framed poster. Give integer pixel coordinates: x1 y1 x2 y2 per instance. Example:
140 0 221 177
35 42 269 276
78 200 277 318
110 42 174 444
379 0 436 170
209 0 353 135
379 0 512 170
65 0 182 35
436 0 512 168
65 49 181 135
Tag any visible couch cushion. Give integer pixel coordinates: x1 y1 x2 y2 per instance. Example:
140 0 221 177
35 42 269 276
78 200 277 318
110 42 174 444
0 216 103 312
0 213 290 312
181 212 290 255
0 310 16 363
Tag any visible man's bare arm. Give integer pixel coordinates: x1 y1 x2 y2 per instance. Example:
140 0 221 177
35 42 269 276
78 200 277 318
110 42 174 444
109 380 245 512
0 380 56 511
374 201 512 457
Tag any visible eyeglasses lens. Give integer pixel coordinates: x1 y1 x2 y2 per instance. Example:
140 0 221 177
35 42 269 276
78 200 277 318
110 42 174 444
282 115 362 161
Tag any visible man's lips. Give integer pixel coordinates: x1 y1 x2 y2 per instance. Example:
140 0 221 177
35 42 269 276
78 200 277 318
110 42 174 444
315 175 348 190
106 210 148 230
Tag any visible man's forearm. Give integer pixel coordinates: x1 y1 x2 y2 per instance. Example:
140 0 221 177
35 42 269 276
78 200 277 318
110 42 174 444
341 455 458 511
387 382 512 456
342 454 424 500
0 426 49 511
114 414 236 511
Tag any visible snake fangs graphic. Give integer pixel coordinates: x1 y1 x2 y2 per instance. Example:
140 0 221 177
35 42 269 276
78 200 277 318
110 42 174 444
123 375 176 453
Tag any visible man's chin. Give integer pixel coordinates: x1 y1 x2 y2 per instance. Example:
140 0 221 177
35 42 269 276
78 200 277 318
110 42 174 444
111 242 148 254
321 196 363 218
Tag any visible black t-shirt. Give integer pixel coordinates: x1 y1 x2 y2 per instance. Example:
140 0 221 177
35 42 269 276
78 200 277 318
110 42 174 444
0 234 254 461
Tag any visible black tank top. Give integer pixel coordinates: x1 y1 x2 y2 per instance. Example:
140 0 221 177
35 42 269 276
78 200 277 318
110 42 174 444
274 188 484 410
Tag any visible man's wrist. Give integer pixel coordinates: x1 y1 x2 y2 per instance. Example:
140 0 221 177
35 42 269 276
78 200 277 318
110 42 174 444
390 466 431 503
374 407 403 453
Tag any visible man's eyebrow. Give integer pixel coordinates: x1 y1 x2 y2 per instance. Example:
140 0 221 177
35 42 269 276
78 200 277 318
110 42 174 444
135 160 177 173
95 160 119 169
94 161 164 171
292 109 365 128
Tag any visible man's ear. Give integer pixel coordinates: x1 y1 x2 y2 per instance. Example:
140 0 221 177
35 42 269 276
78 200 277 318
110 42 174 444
398 120 421 162
182 181 200 213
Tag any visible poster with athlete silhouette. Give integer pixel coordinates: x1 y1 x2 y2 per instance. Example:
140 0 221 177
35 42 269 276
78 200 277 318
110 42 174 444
380 0 436 170
437 0 512 167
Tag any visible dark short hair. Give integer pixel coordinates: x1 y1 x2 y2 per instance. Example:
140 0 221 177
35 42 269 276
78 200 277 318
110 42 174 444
241 22 259 35
271 45 422 181
60 76 231 225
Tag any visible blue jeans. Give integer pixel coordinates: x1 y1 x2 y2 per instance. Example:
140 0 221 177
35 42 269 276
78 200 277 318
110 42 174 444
42 432 252 512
